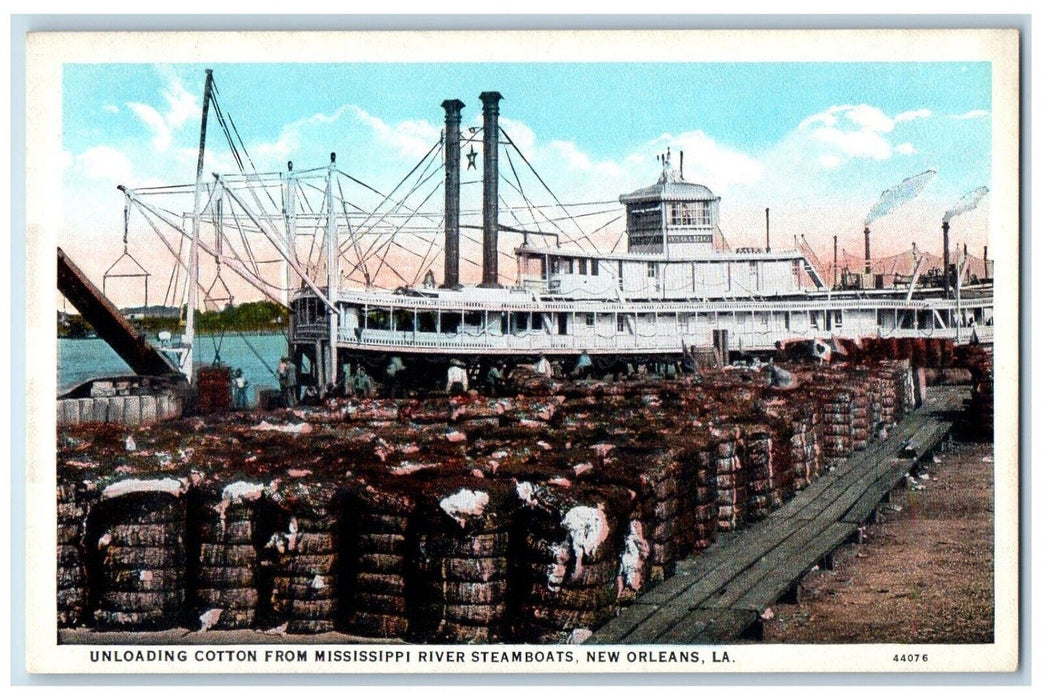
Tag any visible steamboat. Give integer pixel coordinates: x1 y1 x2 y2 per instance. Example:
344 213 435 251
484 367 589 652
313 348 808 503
108 71 993 390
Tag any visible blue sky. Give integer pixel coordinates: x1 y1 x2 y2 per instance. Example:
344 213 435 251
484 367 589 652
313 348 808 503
61 61 993 302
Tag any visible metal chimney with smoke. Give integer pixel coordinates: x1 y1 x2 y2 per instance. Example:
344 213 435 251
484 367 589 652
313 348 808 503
480 91 503 288
441 99 464 289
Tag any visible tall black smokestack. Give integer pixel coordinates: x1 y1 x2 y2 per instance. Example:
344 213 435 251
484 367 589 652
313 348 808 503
480 91 503 288
441 99 464 288
942 220 951 298
765 208 770 253
984 245 989 278
864 227 871 275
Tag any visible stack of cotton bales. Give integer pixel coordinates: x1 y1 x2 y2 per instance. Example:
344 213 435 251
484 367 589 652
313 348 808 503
411 478 516 643
90 479 187 630
267 481 341 634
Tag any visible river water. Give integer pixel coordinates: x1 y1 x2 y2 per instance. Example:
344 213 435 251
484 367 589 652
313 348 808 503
58 333 290 404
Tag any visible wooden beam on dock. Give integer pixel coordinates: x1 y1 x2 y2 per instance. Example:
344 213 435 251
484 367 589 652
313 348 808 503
58 247 182 378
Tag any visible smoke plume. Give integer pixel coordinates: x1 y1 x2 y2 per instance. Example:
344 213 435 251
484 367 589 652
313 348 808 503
864 169 937 225
943 186 989 224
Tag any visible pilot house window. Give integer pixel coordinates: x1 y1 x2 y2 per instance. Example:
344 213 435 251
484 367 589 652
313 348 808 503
627 204 662 234
669 201 712 227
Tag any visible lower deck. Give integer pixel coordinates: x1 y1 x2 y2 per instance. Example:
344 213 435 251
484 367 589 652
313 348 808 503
289 290 994 385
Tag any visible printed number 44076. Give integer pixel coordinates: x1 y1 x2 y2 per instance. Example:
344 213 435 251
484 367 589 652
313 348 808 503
893 654 928 662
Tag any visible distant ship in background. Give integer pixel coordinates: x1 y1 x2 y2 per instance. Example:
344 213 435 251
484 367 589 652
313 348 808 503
102 70 992 389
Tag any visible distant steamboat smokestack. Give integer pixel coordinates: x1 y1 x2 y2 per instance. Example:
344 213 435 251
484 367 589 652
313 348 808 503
441 99 464 288
765 207 771 253
864 227 871 275
942 220 951 298
480 91 503 288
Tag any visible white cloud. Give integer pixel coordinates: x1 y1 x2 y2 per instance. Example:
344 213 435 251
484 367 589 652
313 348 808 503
252 128 303 160
127 101 172 152
811 125 891 160
498 117 537 153
895 108 932 122
160 73 198 129
125 70 201 154
635 130 762 191
77 146 134 183
953 109 989 120
844 104 895 133
791 103 931 168
347 105 440 160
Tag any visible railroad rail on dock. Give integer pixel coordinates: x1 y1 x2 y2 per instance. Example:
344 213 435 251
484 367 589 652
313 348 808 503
586 385 968 645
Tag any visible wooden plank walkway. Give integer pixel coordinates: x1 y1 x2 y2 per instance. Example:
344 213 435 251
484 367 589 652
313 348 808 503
586 385 968 644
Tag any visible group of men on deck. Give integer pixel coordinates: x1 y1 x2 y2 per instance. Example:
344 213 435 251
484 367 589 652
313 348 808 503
257 343 776 407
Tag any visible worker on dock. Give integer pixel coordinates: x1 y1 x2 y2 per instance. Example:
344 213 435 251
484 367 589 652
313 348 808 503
232 368 249 409
534 355 552 378
766 359 796 389
447 359 468 395
485 362 505 397
277 357 298 408
385 356 406 398
571 350 593 380
351 367 374 398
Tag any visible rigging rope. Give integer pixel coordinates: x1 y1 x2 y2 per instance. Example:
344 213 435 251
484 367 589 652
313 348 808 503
500 127 599 252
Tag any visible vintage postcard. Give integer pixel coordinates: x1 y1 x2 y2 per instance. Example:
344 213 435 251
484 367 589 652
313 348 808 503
24 27 1019 675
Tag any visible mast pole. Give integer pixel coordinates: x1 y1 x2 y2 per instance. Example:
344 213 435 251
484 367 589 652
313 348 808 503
184 68 214 383
284 160 295 309
326 153 339 389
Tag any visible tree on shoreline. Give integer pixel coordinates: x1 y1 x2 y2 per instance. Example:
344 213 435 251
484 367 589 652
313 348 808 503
58 300 289 338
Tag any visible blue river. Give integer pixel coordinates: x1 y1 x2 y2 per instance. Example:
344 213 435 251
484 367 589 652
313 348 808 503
58 333 290 404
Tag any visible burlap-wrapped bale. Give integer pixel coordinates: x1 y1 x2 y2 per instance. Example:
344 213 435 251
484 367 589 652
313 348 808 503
88 479 187 630
410 478 517 643
190 479 275 631
57 480 98 628
515 482 631 643
267 481 341 634
340 479 418 639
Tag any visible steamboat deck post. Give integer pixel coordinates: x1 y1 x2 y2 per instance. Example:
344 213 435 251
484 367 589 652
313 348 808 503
479 91 503 288
833 235 838 289
325 153 339 389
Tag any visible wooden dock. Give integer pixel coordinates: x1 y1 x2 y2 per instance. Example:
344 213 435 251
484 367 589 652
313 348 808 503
586 385 969 644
